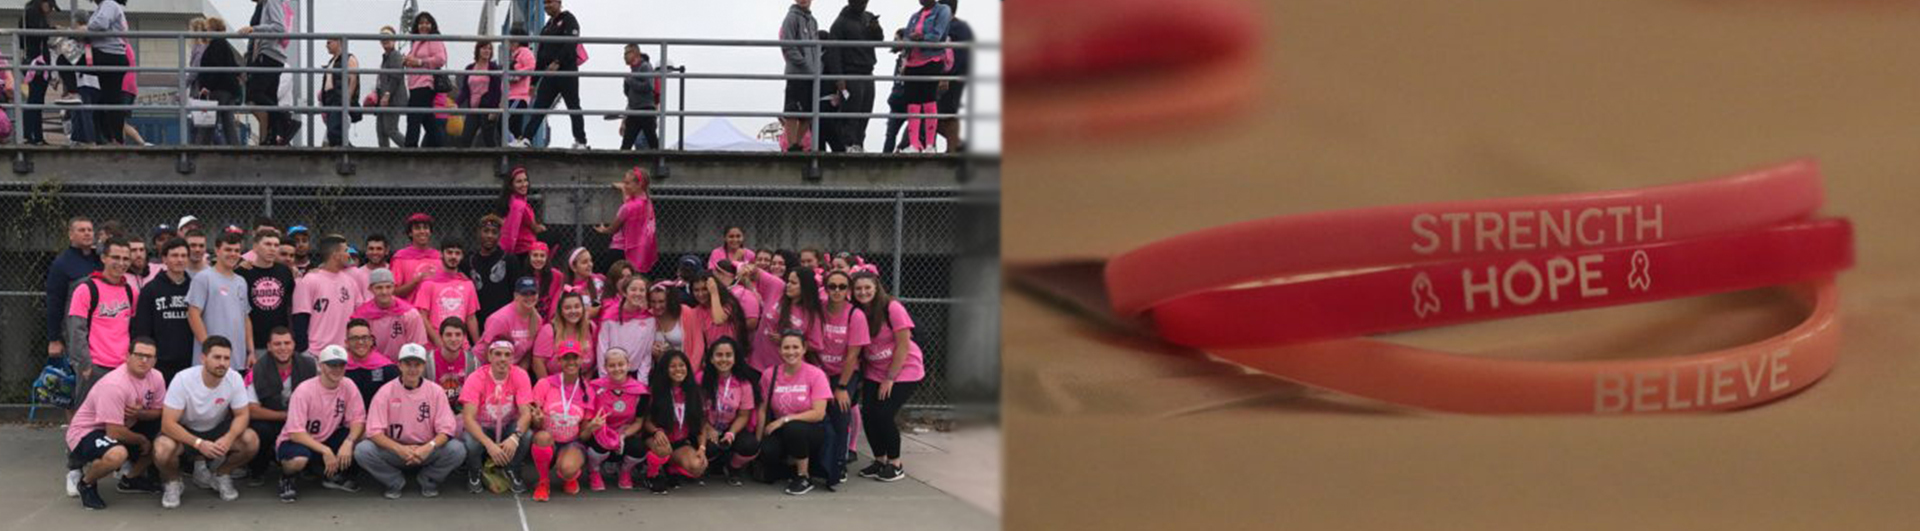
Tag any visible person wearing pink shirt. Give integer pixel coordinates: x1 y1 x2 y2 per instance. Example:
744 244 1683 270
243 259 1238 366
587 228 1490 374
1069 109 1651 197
292 235 371 355
756 332 830 496
64 338 167 510
598 276 656 379
701 338 761 486
498 167 546 256
594 167 658 273
354 233 391 286
648 284 705 373
707 226 756 270
390 213 443 299
342 319 400 406
67 237 139 406
713 260 764 333
850 271 924 482
690 273 749 372
533 291 596 380
274 345 366 502
560 247 607 318
600 260 635 316
751 266 825 372
354 344 466 499
503 26 536 145
581 348 648 491
479 277 543 372
411 239 480 341
527 242 566 320
815 270 868 488
527 342 590 501
638 349 706 494
351 270 427 367
430 317 477 397
459 340 535 494
402 11 449 147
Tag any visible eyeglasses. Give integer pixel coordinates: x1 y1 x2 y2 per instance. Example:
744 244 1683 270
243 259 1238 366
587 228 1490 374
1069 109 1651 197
827 284 849 291
348 335 375 342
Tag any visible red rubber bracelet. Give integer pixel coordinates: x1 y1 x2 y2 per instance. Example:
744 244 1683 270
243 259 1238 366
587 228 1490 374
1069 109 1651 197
1204 279 1842 414
1105 159 1825 316
1153 218 1853 348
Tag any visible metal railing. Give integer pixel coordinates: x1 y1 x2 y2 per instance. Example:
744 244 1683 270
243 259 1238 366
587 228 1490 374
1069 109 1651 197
6 29 998 163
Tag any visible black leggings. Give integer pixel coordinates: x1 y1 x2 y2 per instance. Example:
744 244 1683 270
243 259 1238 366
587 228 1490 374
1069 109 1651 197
757 420 825 474
703 430 761 464
91 51 130 144
860 380 920 460
405 87 446 147
530 76 586 145
582 431 650 459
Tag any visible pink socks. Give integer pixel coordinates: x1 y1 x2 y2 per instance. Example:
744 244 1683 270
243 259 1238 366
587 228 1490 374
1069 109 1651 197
644 452 669 478
532 444 554 485
907 103 924 151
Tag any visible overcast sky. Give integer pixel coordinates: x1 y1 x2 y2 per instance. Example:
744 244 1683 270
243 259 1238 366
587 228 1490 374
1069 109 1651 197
205 0 1000 151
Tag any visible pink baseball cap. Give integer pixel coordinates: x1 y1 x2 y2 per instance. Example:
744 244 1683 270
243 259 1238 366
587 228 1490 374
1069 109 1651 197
556 340 583 358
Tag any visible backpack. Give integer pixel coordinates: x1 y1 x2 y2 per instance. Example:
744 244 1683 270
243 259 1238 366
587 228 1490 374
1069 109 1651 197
30 355 76 415
75 277 134 329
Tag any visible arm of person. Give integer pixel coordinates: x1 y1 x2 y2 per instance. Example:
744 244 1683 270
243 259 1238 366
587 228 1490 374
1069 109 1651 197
187 305 209 344
248 402 286 422
346 55 360 97
217 404 251 452
159 407 199 452
460 403 495 447
104 422 149 452
291 312 310 354
753 401 772 439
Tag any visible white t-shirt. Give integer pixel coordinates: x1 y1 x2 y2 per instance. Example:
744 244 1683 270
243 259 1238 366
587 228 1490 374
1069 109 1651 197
163 366 256 433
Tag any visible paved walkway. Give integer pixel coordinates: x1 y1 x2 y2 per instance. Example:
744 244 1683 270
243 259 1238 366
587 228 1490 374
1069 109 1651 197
0 424 997 530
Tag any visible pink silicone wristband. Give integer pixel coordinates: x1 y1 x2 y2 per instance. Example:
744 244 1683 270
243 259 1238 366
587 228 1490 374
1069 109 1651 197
1154 219 1853 348
1105 159 1825 316
1204 279 1842 414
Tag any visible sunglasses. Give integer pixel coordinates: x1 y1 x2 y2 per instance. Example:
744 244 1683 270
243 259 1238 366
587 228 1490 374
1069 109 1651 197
827 284 849 291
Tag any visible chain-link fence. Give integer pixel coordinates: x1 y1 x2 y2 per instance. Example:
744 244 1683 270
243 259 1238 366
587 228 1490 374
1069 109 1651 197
0 179 968 412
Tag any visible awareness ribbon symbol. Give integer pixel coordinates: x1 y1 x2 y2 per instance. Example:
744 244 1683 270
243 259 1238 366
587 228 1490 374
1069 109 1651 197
1411 272 1441 319
1628 250 1652 291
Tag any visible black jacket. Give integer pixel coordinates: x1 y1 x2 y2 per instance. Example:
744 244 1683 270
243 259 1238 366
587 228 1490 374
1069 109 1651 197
824 4 883 76
196 38 243 96
535 11 580 72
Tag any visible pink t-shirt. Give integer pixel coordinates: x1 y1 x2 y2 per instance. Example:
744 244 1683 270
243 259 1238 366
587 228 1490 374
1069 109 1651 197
661 387 692 441
277 377 367 448
587 376 647 434
67 275 139 369
761 362 831 419
352 298 425 362
751 300 823 373
707 373 756 432
508 46 535 102
389 246 442 291
531 374 589 443
430 340 475 389
64 365 165 450
460 365 534 431
533 322 596 379
730 284 762 330
500 196 539 255
412 272 479 331
404 40 447 90
819 305 870 377
862 300 926 383
367 379 456 445
707 247 755 271
609 196 657 272
478 304 540 367
293 268 371 353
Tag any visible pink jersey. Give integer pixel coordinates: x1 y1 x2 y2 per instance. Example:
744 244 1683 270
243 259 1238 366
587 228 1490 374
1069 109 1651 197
762 363 831 419
751 300 824 373
478 304 540 367
500 196 539 255
65 365 165 450
586 376 647 442
351 297 426 362
389 246 443 290
819 305 870 377
367 379 457 445
277 377 366 448
609 196 657 272
532 374 590 443
293 268 371 353
863 300 926 383
430 340 476 388
533 322 596 379
411 271 479 331
460 365 534 431
707 373 756 432
67 275 139 369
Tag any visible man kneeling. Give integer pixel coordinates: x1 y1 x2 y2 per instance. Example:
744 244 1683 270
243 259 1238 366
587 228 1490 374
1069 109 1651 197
354 343 465 499
274 345 365 502
155 336 258 508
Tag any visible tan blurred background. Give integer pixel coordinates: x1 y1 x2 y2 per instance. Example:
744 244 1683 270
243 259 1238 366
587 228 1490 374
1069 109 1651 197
1004 0 1920 529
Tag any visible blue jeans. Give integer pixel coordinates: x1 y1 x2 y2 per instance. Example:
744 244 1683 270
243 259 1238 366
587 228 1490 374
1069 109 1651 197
70 87 99 145
814 378 861 484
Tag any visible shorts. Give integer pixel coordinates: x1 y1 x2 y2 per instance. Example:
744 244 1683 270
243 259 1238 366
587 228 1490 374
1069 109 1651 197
67 429 132 470
246 55 285 106
784 79 819 114
938 80 967 115
176 423 233 461
276 430 349 463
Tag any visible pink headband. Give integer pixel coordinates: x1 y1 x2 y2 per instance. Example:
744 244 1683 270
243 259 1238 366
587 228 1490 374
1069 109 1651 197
1206 279 1842 414
1104 159 1824 316
1154 218 1853 348
568 247 590 267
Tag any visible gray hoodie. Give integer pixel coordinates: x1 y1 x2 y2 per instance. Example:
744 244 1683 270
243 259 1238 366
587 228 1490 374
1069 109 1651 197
248 0 291 63
779 3 821 76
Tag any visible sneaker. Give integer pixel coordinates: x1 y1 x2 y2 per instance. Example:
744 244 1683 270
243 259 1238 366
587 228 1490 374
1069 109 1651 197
784 476 813 496
192 460 213 490
506 468 526 493
588 471 604 492
421 482 441 499
230 467 249 480
511 138 531 148
723 466 742 487
570 142 590 150
65 469 82 498
117 475 162 494
383 485 403 500
617 468 634 490
161 479 183 509
246 470 268 488
79 480 107 510
278 477 298 503
849 145 865 153
858 462 886 479
562 477 580 495
876 463 906 482
321 475 360 493
646 474 669 495
532 480 550 502
214 475 239 501
468 472 484 494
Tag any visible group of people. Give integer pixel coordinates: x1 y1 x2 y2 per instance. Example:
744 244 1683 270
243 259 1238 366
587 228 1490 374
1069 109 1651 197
46 165 931 510
8 0 974 153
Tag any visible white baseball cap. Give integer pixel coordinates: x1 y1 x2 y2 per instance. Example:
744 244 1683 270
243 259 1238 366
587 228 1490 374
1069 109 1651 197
398 343 429 363
177 215 201 230
317 345 349 365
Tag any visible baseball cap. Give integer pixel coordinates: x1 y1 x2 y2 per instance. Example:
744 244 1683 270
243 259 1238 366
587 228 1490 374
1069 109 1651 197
369 268 395 286
397 343 428 363
222 224 245 235
515 276 538 295
317 345 349 365
287 225 310 236
177 215 201 230
556 339 583 358
406 213 434 227
151 223 176 239
678 254 703 271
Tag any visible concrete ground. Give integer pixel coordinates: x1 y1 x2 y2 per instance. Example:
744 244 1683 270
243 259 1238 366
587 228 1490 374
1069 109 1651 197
0 423 998 530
